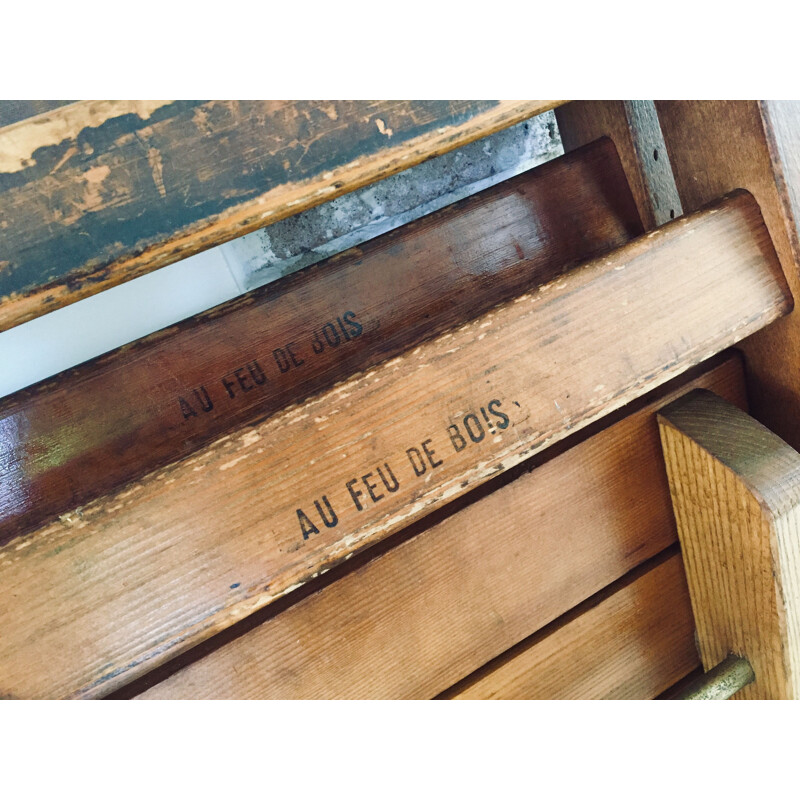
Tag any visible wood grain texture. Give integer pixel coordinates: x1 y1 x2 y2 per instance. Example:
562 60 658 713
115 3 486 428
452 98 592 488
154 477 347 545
0 101 76 128
0 139 643 545
556 101 671 229
658 389 800 699
762 102 800 268
137 358 742 699
656 101 800 452
448 552 698 700
0 99 560 332
0 192 788 699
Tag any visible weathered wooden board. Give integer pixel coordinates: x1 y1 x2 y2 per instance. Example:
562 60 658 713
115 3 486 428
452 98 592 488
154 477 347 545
0 139 643 545
447 552 697 700
135 358 741 699
659 389 800 699
0 99 560 332
0 193 788 699
655 101 800 452
0 101 75 128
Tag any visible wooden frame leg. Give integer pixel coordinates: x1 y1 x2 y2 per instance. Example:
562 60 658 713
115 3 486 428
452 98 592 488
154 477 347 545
658 389 800 699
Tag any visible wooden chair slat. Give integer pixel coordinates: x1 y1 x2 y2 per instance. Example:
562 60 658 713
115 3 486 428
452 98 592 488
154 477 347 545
448 552 697 700
0 139 642 544
136 357 740 700
0 188 787 699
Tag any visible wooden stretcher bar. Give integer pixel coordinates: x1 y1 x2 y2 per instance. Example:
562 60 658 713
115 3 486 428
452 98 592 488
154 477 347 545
0 138 642 544
0 100 560 332
447 552 696 700
134 356 741 699
0 191 788 699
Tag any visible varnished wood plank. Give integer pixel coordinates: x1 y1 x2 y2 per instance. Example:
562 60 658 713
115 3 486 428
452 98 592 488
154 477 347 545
448 553 698 700
0 99 561 332
659 389 800 699
137 358 741 699
0 139 643 544
557 101 669 229
656 101 800 452
0 192 788 699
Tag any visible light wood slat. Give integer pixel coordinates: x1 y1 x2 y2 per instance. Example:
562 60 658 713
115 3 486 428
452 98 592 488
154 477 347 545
655 101 800 454
136 357 741 699
659 389 800 699
0 192 788 699
0 100 561 332
0 139 642 545
448 552 697 700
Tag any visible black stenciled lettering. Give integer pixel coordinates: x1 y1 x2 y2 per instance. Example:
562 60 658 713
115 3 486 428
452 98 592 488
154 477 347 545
192 386 214 413
463 413 485 443
286 343 304 368
377 463 400 493
421 439 443 469
179 397 198 419
322 322 340 348
221 376 237 398
247 360 267 386
447 424 467 452
336 317 352 342
272 348 291 374
406 446 427 476
488 399 510 429
314 496 338 528
346 478 365 511
343 311 363 338
297 508 320 540
311 330 325 354
362 472 383 503
480 407 495 434
235 368 253 393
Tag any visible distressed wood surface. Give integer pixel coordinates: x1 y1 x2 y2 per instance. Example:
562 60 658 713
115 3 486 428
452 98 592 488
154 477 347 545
556 101 677 230
0 101 75 128
0 139 643 545
763 101 800 258
659 389 800 699
448 552 698 700
0 99 560 332
655 101 800 452
136 357 742 699
0 192 788 699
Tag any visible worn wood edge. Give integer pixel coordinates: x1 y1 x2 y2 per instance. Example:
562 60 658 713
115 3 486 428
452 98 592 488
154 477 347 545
0 100 564 332
658 389 800 699
759 101 800 280
657 388 800 516
0 100 78 129
0 193 788 699
444 548 698 700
